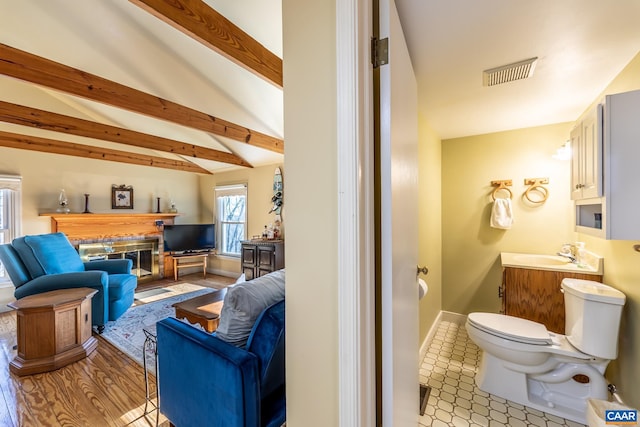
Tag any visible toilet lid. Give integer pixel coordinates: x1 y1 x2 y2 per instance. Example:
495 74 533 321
467 313 552 345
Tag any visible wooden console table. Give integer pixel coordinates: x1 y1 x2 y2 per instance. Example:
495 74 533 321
172 253 209 281
8 288 98 376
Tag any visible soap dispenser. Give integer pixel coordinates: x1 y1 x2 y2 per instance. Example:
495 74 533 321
575 242 586 267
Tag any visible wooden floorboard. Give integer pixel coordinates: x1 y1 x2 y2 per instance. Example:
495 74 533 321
0 273 236 426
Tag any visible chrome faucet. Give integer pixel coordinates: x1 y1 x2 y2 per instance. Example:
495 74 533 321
556 251 577 263
557 243 577 263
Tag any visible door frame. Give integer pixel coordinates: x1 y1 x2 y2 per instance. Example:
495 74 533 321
336 0 376 425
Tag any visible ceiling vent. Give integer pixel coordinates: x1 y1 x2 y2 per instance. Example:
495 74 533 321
483 57 538 87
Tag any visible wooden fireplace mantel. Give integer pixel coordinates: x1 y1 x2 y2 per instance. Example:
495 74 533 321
39 213 179 241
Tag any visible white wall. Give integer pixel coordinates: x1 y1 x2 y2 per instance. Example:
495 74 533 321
283 0 339 425
442 123 574 314
0 147 201 234
198 163 284 276
418 115 443 342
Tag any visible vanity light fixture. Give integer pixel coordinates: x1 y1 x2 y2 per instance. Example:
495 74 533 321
552 140 572 160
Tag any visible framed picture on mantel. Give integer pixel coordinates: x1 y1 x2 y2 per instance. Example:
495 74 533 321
112 185 134 209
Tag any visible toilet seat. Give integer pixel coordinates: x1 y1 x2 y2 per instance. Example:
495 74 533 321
467 313 552 345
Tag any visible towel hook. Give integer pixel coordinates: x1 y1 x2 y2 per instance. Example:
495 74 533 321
524 178 549 204
490 180 513 201
417 265 429 276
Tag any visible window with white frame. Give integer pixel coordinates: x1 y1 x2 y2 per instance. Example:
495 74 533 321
215 184 247 257
0 175 22 283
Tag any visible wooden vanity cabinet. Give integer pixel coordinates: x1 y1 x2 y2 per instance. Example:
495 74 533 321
241 240 284 280
501 267 602 334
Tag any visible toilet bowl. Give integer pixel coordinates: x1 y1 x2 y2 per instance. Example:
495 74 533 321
466 278 625 425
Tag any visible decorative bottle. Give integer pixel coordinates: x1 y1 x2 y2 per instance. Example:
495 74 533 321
56 189 70 213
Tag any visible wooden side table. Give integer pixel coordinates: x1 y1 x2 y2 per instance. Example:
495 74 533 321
8 287 98 376
172 253 209 281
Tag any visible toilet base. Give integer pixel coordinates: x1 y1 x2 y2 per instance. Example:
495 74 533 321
476 351 608 424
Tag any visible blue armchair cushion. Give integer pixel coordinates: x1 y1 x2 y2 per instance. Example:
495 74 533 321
24 232 84 274
106 274 137 320
216 269 285 347
84 258 133 275
0 244 30 287
11 236 46 279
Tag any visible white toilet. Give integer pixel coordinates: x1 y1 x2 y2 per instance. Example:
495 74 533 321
466 278 626 425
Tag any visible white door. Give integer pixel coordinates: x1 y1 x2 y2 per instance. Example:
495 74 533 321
379 0 419 424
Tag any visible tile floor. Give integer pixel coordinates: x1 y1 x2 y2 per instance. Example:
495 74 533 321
419 318 586 427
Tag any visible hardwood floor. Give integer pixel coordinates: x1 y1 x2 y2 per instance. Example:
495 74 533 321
0 273 236 427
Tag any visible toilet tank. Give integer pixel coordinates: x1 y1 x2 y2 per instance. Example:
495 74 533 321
562 278 626 360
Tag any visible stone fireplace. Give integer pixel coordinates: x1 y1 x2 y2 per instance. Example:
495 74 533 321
40 213 179 281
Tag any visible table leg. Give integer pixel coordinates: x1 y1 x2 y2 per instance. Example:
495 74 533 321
174 257 178 281
142 329 159 426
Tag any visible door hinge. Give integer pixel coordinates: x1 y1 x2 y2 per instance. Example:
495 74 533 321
371 37 389 68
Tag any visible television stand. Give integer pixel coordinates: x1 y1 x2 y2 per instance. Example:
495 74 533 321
172 252 209 281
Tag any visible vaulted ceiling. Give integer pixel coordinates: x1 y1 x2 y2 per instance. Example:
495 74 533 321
2 0 640 175
0 0 283 175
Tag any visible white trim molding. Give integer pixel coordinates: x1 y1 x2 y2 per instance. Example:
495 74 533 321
336 0 374 425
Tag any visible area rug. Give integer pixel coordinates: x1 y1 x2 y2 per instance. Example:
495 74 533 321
133 282 209 304
101 284 216 375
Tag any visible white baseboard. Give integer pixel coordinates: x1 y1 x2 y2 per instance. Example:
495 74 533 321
440 310 467 325
419 311 442 362
419 310 467 362
206 268 241 279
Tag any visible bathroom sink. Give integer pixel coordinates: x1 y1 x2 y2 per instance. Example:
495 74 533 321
501 252 603 275
512 254 571 266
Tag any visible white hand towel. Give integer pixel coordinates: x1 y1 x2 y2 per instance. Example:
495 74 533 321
490 198 513 229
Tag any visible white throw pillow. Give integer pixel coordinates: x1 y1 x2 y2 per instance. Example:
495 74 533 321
216 269 285 347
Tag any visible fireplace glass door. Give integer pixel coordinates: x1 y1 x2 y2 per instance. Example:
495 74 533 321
78 239 159 283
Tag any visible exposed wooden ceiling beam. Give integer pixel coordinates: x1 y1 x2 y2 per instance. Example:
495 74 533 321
0 43 284 154
0 130 212 174
0 101 252 168
130 0 283 88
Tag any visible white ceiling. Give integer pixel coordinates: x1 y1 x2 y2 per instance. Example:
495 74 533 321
2 1 640 174
396 0 640 139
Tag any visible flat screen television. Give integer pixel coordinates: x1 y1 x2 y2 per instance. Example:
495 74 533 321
163 223 215 253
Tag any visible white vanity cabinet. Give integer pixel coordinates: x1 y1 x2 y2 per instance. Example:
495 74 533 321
573 89 640 239
570 107 601 200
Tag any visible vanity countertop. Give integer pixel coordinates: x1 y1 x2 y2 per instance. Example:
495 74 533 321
500 251 603 276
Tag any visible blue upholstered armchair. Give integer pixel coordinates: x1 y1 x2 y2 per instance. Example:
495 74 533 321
0 232 137 332
157 298 285 427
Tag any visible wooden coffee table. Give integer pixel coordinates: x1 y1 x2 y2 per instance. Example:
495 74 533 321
172 288 226 333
